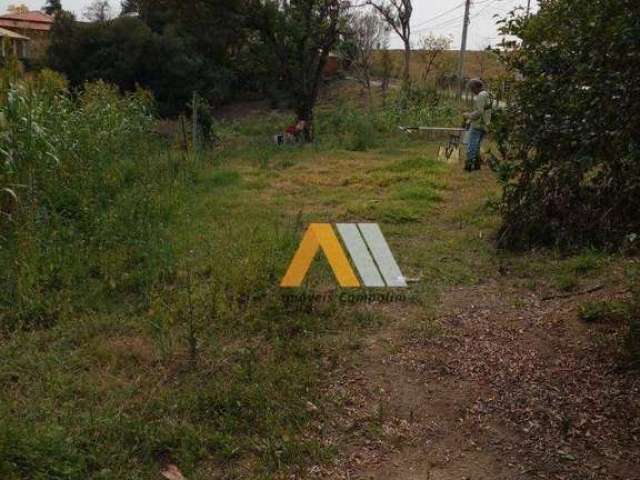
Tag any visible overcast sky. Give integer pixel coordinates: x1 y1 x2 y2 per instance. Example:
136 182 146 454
4 0 538 50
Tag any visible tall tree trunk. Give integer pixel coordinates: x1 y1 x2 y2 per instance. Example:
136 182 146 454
296 47 331 143
403 38 411 88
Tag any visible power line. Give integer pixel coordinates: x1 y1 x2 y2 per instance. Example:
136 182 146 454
412 0 499 34
411 2 466 29
413 12 468 34
413 0 516 35
470 0 503 19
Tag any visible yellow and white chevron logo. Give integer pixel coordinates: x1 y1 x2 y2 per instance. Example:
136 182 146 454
281 223 407 288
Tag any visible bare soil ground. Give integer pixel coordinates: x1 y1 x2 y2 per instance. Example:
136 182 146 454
302 168 640 480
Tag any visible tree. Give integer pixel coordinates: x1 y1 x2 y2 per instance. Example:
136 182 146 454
47 11 78 78
378 30 392 106
120 0 139 14
43 0 62 15
494 0 640 249
251 0 344 142
367 0 412 88
47 0 247 116
138 0 248 112
341 10 386 103
83 0 112 22
417 33 451 83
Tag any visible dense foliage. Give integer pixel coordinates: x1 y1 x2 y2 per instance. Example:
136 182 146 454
47 0 345 126
494 0 640 250
249 0 343 140
0 67 191 330
48 1 245 116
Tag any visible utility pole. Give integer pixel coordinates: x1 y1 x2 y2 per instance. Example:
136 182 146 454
526 0 531 15
457 0 472 98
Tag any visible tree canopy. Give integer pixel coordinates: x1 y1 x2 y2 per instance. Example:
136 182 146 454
43 0 63 15
249 0 344 140
47 0 246 116
494 0 640 249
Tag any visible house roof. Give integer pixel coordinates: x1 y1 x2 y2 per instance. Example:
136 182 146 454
0 11 54 32
0 26 30 40
0 11 54 23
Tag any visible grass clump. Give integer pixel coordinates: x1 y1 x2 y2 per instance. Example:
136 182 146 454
554 272 579 292
565 250 607 274
578 300 629 323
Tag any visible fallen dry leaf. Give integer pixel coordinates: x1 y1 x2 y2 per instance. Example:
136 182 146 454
160 464 185 480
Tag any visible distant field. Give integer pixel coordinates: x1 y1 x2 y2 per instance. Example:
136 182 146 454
372 49 506 84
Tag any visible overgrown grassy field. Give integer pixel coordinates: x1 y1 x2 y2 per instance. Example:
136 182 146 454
1 73 637 479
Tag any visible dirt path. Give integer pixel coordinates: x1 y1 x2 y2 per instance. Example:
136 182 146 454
305 168 640 480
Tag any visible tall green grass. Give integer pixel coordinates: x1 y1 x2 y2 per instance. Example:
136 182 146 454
315 86 459 151
0 71 194 330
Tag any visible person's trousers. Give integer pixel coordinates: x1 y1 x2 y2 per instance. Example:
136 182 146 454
466 127 486 170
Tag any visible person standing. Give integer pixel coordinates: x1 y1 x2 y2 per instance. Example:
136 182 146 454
463 79 492 171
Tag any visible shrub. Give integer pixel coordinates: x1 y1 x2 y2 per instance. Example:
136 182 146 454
315 103 377 150
494 0 640 250
345 113 376 151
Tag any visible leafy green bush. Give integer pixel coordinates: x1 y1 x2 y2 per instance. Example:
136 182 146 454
315 103 376 150
345 112 376 151
494 0 640 250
